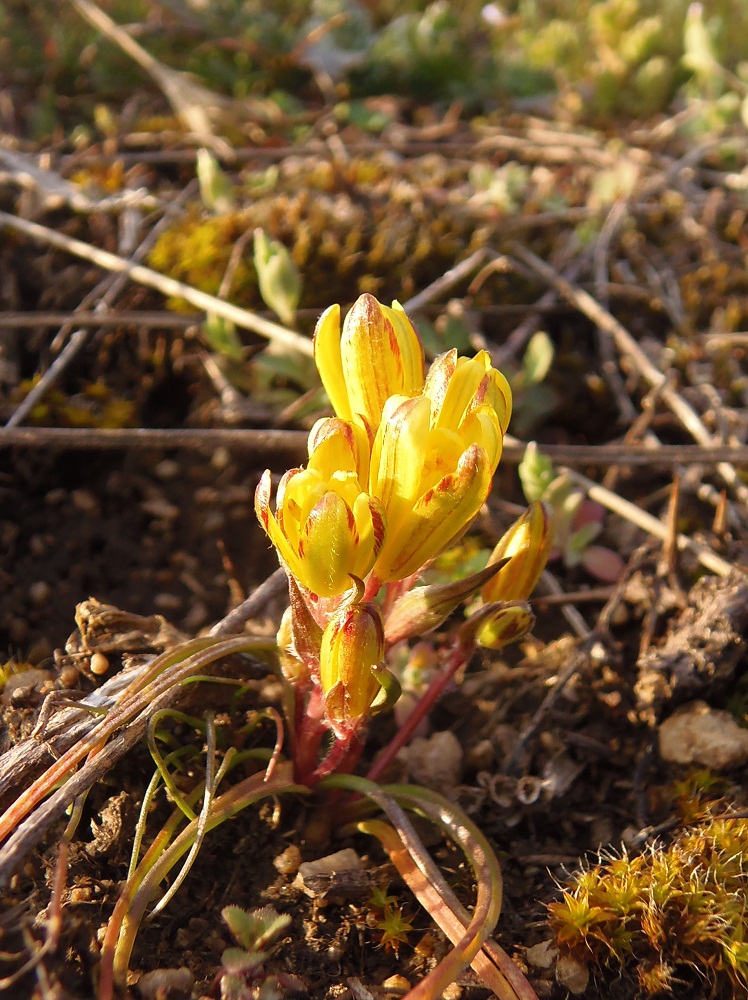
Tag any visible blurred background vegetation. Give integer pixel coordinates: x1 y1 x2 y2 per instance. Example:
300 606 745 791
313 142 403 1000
2 0 747 139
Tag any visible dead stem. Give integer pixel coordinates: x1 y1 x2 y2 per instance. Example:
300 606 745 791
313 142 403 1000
0 210 313 356
510 241 748 506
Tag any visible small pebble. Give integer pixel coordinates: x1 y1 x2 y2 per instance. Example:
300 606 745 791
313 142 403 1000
556 954 589 994
298 848 363 897
203 510 225 532
195 486 219 506
45 488 67 506
659 700 748 770
68 886 93 903
154 592 182 612
29 534 47 557
71 488 99 514
526 939 558 970
274 844 302 876
137 967 193 999
382 974 410 994
90 651 110 676
154 459 180 480
399 730 463 796
211 446 231 470
59 665 80 687
141 499 180 522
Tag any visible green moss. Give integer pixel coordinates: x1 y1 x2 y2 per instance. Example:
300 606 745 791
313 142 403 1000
550 806 748 997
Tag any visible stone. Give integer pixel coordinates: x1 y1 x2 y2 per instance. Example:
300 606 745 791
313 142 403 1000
659 700 748 770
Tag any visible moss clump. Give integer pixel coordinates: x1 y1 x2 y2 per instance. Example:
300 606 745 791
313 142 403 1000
10 379 136 429
147 151 543 312
549 810 748 997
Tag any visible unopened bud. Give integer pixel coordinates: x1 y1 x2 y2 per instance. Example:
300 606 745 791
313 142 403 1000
320 598 385 737
481 501 554 604
384 561 507 647
462 601 535 650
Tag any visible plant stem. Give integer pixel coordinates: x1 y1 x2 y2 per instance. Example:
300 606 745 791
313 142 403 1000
292 687 325 783
366 641 469 783
310 731 363 784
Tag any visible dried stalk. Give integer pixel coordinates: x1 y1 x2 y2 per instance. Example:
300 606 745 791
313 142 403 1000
0 210 313 357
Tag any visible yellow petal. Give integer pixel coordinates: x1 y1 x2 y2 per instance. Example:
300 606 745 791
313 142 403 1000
370 394 431 531
375 444 492 581
308 416 370 484
381 300 424 391
426 350 512 435
341 294 424 430
255 469 306 582
298 491 362 597
351 493 386 578
313 304 351 421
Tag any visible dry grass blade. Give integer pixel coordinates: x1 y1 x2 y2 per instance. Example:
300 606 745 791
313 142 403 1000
0 634 273 886
70 0 231 154
0 210 314 357
510 242 748 505
563 469 734 577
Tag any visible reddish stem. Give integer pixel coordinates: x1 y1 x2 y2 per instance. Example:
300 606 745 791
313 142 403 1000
366 641 471 784
310 730 364 784
293 687 326 784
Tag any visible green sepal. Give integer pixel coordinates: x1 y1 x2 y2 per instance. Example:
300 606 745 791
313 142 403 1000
369 662 401 715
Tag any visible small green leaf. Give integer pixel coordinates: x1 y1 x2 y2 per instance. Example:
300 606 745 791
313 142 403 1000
253 229 301 328
221 904 291 952
518 442 555 502
567 521 602 559
196 148 235 215
202 313 244 361
221 946 266 974
522 331 554 385
370 663 401 715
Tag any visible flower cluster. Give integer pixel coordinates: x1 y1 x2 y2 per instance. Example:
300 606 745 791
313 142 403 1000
255 294 550 769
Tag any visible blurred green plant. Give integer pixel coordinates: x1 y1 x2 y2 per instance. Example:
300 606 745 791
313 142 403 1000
253 229 301 328
217 905 295 1000
519 441 624 582
197 148 236 215
5 0 748 137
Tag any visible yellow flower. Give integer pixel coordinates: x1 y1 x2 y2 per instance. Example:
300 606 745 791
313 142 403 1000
369 349 512 581
255 420 385 598
320 596 385 736
314 293 424 434
481 501 554 604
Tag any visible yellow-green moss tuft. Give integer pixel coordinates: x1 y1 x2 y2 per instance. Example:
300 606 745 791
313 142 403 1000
549 810 748 997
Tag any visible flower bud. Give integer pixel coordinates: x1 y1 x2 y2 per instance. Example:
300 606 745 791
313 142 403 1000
475 603 535 649
314 294 424 433
481 501 554 604
319 597 385 737
383 561 508 647
459 601 535 650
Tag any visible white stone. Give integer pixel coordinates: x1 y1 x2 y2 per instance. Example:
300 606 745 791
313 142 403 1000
659 700 748 770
